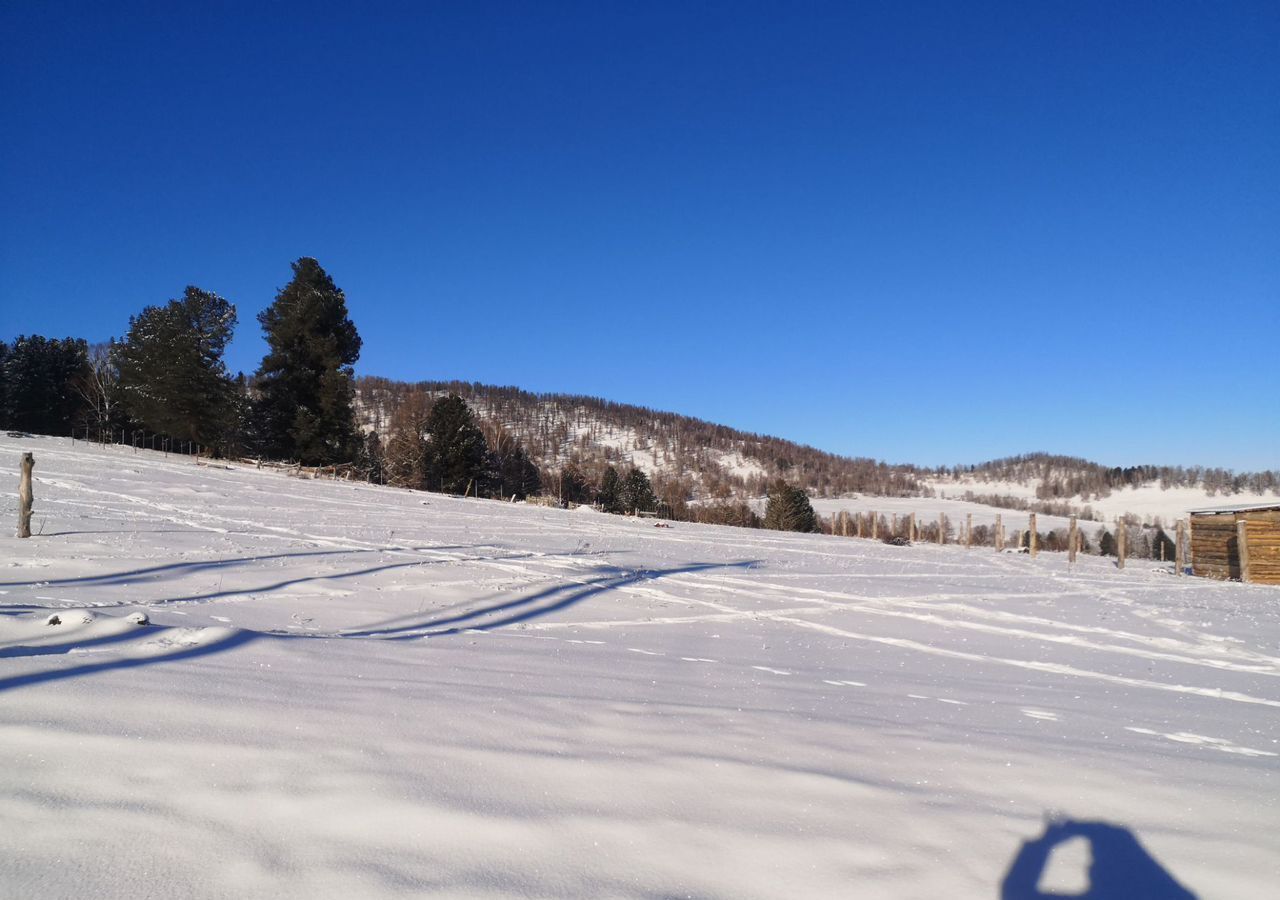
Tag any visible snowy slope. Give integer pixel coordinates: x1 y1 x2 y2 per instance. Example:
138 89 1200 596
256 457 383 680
926 476 1280 526
2 435 1277 898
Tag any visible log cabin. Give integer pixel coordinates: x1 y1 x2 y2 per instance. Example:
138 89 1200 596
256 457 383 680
1188 504 1280 585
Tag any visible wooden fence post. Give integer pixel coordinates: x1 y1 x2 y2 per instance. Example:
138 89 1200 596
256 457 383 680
1068 516 1078 564
856 513 864 538
1117 523 1126 570
891 513 898 537
841 511 850 537
871 512 878 540
1029 513 1038 558
995 514 1003 552
938 514 945 545
1236 519 1251 583
910 512 917 542
966 513 973 548
17 452 34 539
1175 519 1186 576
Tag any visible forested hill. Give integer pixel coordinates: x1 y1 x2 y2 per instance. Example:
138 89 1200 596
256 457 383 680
354 377 924 500
355 379 1279 511
940 453 1280 501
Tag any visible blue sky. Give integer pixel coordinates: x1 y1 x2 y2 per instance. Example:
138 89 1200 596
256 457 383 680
2 1 1276 470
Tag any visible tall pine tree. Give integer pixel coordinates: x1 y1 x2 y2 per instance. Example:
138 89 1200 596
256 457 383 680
424 394 488 494
116 288 237 446
253 258 362 465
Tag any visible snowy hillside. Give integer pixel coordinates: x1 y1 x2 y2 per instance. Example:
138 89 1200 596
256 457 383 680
2 434 1278 898
928 476 1280 527
354 377 923 500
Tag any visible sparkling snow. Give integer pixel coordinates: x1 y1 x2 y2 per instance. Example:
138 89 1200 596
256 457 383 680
1 435 1276 898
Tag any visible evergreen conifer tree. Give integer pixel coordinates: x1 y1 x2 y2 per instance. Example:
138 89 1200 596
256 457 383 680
358 431 386 484
0 335 90 435
492 444 540 500
424 394 488 494
1098 528 1116 556
559 462 590 505
764 479 818 532
253 258 362 464
598 465 623 513
116 288 237 446
621 468 657 514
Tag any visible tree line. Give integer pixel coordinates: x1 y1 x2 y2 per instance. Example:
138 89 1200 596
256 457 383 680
2 258 359 465
941 453 1279 501
2 259 833 532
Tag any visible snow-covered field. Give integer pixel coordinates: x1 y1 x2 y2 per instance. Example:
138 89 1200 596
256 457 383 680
2 435 1277 898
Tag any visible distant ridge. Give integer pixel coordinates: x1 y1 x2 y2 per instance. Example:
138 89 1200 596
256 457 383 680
355 378 1279 516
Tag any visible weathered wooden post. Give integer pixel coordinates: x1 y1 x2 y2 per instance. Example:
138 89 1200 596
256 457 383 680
1117 523 1126 570
1175 519 1186 576
1068 516 1078 564
1236 519 1251 583
966 513 973 548
871 512 878 540
856 513 864 538
891 513 898 537
17 452 34 538
995 513 1004 551
1029 513 1038 558
910 512 917 542
938 513 945 545
841 511 850 537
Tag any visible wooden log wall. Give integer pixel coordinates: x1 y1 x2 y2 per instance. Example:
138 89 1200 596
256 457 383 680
1191 510 1280 584
1243 511 1280 585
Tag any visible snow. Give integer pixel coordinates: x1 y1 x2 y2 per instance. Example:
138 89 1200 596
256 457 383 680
925 476 1280 526
797 495 1081 534
1085 484 1280 523
2 434 1277 898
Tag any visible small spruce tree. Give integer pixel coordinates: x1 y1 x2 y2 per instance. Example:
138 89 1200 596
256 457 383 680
621 468 657 514
764 479 818 532
598 465 623 513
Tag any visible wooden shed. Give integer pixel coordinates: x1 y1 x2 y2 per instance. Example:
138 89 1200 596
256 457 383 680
1188 504 1280 585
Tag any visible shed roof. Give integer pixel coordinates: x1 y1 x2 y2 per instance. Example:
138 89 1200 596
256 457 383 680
1188 502 1280 516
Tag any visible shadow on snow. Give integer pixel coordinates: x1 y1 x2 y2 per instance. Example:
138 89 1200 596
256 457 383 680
0 559 758 693
346 559 761 639
1001 818 1196 899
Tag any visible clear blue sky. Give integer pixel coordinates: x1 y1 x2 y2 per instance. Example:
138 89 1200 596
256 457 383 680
2 1 1276 470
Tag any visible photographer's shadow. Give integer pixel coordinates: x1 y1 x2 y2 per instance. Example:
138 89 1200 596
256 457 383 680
1001 819 1196 899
